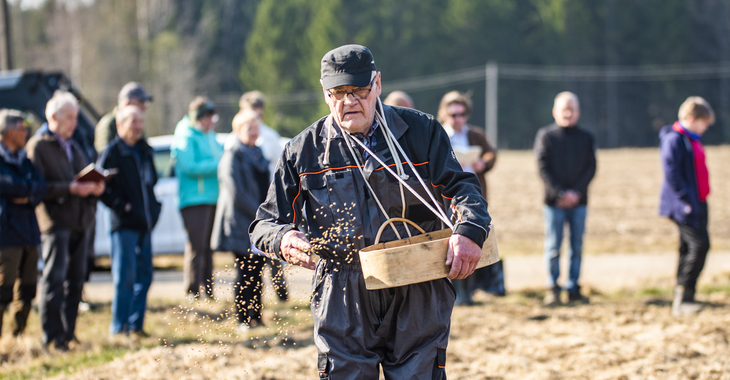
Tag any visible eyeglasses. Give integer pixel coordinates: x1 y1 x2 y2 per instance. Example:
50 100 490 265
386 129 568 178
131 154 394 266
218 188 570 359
327 78 376 101
448 113 467 118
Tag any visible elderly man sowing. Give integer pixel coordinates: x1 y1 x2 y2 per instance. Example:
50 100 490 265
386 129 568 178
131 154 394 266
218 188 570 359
251 45 491 379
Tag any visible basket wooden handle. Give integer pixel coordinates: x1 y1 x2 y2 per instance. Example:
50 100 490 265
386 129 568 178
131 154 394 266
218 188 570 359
374 218 426 245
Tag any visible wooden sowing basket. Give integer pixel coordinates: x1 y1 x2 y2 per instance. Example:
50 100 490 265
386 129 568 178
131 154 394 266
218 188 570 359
359 218 499 290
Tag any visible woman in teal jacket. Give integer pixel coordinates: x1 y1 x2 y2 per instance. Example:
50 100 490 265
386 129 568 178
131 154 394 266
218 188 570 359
171 97 223 299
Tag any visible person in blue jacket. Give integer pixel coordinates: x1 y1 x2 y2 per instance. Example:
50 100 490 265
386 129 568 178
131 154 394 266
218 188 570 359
659 96 714 317
0 109 46 337
171 97 223 299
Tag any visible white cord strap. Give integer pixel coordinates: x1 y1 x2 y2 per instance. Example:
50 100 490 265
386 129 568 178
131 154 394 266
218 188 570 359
348 135 454 230
340 132 405 239
372 100 455 229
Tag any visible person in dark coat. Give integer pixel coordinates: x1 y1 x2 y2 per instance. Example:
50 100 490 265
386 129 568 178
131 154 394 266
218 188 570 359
26 91 104 351
211 109 270 330
534 91 596 306
0 109 46 337
97 105 161 335
437 90 501 305
251 45 491 379
658 96 714 317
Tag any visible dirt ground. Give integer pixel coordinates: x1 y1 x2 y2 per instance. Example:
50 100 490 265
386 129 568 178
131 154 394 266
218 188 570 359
490 147 730 255
48 284 730 380
8 147 730 379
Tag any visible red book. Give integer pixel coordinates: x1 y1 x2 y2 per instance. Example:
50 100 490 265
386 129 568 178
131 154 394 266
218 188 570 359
74 164 118 182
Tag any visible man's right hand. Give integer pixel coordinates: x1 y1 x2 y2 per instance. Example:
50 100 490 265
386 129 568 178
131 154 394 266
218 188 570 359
280 230 316 270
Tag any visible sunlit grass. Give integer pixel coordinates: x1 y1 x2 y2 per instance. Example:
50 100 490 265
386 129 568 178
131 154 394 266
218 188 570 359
0 295 314 379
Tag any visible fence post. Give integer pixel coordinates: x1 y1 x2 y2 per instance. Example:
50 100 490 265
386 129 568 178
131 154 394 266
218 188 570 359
486 61 498 148
0 0 12 70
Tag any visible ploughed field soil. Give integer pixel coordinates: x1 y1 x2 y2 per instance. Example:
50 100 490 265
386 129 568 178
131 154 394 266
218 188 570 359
2 147 729 379
490 147 730 255
43 284 730 380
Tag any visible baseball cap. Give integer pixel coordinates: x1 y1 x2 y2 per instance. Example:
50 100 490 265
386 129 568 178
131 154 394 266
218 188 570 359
118 82 154 103
321 44 377 90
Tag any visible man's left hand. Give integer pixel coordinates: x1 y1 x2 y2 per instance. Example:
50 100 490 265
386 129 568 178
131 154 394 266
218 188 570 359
445 234 482 280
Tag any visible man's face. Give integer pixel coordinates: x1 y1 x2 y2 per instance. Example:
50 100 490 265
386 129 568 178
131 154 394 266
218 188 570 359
3 121 29 150
126 97 149 112
323 72 381 134
118 110 145 144
50 104 79 139
552 97 580 127
443 103 468 132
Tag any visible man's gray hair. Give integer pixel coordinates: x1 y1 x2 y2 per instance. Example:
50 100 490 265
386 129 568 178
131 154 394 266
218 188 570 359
0 109 25 136
553 91 580 110
45 91 79 121
116 105 143 125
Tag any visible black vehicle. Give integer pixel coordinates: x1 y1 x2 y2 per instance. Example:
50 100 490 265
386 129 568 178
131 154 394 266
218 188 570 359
0 70 99 163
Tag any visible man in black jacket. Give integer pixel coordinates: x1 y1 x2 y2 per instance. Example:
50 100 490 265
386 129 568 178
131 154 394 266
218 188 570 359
0 109 46 337
251 45 491 379
534 91 596 306
97 105 161 336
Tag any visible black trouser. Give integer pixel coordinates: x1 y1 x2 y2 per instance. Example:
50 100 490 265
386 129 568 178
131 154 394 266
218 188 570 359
675 202 710 300
313 260 454 379
233 252 265 325
39 228 89 345
0 245 38 336
181 205 216 296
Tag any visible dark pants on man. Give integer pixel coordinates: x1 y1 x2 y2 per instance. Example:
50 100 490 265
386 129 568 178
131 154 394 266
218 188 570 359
0 245 38 336
38 228 89 346
675 203 710 300
181 205 216 297
313 261 454 379
234 252 265 326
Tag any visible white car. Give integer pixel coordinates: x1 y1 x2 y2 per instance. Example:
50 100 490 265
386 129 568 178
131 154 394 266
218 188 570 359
94 133 289 256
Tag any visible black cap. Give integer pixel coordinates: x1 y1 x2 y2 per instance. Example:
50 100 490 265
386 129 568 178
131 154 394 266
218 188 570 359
321 45 377 90
118 82 154 103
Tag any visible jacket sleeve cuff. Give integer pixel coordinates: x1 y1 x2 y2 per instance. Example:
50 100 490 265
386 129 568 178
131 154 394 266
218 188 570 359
454 221 488 249
272 224 297 261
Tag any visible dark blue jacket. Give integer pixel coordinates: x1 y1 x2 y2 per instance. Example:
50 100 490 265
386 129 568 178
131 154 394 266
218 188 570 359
659 124 702 228
97 137 161 232
0 145 46 247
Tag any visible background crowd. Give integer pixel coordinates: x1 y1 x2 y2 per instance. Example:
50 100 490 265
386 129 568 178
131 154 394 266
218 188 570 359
0 79 716 352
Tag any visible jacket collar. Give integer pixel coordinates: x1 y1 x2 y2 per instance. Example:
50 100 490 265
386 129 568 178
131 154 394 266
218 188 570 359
114 136 152 156
0 142 25 165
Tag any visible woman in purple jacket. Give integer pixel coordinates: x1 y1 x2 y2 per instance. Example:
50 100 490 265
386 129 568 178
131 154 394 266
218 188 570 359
658 96 714 317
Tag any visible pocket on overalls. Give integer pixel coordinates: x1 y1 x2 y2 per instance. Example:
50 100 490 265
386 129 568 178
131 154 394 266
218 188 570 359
431 348 447 380
318 352 331 379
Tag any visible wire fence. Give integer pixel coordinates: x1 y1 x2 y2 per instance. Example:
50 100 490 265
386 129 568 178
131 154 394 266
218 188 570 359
214 62 730 149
